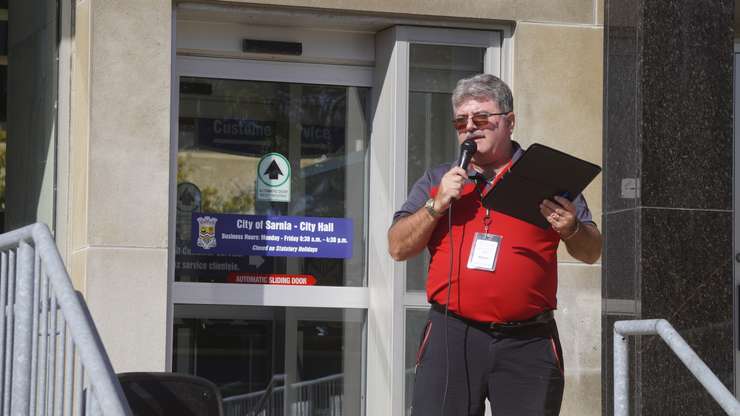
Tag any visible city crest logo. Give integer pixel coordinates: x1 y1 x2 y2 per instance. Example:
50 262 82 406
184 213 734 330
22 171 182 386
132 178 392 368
196 216 218 250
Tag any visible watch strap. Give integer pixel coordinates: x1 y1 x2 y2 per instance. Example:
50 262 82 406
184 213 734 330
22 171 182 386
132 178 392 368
425 198 444 218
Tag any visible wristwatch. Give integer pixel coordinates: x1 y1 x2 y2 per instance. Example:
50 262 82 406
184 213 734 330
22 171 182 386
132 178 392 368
424 198 445 218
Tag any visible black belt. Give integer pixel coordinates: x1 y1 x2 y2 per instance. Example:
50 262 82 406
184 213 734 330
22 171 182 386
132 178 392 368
430 303 554 331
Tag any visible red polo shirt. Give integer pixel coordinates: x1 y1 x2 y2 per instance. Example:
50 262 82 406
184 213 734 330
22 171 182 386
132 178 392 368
393 143 594 323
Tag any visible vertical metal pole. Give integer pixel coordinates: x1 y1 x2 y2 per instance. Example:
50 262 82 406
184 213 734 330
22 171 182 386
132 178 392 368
84 384 92 416
11 242 35 415
55 320 66 416
63 328 73 416
0 251 8 415
74 358 83 416
30 254 41 416
4 250 16 416
614 327 629 416
38 272 49 415
90 391 102 416
47 293 58 416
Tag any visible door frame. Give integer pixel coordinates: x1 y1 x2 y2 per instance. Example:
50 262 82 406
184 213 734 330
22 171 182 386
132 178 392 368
168 9 511 413
168 53 374 414
169 55 373 307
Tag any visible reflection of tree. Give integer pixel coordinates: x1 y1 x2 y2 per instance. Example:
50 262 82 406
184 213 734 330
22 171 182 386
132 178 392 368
200 186 253 214
177 154 254 214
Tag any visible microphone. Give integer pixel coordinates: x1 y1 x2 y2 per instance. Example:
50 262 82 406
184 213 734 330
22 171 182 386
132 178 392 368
457 139 477 170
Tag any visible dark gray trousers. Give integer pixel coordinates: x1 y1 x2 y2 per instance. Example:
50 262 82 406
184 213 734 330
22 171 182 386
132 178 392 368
411 307 565 416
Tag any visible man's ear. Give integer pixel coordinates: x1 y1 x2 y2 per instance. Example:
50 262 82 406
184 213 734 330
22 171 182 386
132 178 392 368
508 113 516 130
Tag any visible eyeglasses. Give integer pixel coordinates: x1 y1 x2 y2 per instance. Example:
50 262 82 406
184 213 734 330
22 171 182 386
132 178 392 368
452 111 509 132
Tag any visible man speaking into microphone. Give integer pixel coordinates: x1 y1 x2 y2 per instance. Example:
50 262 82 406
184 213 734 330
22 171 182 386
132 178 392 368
388 74 602 416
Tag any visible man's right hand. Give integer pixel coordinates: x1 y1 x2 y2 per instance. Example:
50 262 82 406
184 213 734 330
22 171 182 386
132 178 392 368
434 166 468 212
388 166 469 261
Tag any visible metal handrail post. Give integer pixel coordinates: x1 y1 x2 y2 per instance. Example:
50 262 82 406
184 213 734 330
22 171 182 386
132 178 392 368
614 319 740 416
613 326 628 416
31 224 132 416
10 241 34 415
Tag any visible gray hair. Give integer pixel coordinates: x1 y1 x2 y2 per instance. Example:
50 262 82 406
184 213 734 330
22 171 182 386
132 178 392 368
451 74 513 113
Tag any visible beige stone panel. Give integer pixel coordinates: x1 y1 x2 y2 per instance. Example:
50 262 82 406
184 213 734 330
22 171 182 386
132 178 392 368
86 0 171 247
513 0 595 23
513 23 603 262
70 0 91 253
69 247 87 291
555 263 601 416
223 0 595 24
83 246 168 372
596 0 604 25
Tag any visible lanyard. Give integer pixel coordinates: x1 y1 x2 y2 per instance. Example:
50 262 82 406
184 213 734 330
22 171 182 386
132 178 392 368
477 158 514 234
483 208 491 233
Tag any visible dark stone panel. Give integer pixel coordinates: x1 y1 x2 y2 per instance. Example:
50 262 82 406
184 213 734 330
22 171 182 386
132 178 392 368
603 54 640 213
639 0 734 209
603 0 735 414
604 0 638 28
8 0 56 50
604 209 639 301
641 209 732 328
639 208 732 414
639 322 732 415
604 0 640 213
6 12 57 231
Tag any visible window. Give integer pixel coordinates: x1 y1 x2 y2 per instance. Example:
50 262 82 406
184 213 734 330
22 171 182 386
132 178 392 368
370 26 504 415
173 304 364 414
176 76 369 287
406 44 486 292
171 56 372 413
172 21 507 415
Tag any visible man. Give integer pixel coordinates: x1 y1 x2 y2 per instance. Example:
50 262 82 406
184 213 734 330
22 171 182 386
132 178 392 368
388 73 602 416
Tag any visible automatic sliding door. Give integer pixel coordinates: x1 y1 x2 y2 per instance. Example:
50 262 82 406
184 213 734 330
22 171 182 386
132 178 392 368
176 77 368 287
173 305 364 415
173 60 371 415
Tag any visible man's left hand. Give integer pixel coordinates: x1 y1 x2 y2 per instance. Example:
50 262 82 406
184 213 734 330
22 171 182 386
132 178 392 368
540 196 577 239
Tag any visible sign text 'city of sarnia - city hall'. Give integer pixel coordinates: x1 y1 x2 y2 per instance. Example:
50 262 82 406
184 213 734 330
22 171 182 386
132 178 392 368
191 213 353 259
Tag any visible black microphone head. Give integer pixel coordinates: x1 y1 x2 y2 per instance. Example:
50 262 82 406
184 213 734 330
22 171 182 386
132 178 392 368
461 138 477 154
457 139 478 169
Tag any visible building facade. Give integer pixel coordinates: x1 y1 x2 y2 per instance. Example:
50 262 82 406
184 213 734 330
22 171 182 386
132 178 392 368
603 1 735 415
16 0 735 415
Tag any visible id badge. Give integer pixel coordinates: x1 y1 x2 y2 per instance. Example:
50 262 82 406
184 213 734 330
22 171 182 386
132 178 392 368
467 233 502 271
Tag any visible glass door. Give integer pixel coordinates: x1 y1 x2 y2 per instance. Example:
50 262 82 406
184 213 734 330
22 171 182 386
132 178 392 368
171 56 372 415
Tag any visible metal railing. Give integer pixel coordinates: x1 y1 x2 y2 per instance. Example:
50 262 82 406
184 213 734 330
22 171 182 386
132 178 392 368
0 223 131 416
224 374 286 416
614 319 740 416
223 373 343 416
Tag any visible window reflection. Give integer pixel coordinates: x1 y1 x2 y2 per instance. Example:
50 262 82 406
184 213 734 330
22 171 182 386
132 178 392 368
405 308 429 415
403 44 484 415
173 305 364 415
176 78 369 287
405 45 484 291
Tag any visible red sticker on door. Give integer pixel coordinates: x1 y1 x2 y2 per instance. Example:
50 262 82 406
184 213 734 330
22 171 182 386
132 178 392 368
227 272 317 286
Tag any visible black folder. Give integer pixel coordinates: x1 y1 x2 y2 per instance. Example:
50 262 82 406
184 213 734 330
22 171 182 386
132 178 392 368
481 143 601 228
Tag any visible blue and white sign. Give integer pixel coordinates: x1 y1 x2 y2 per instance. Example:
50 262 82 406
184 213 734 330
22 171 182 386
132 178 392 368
191 213 353 259
257 153 291 203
